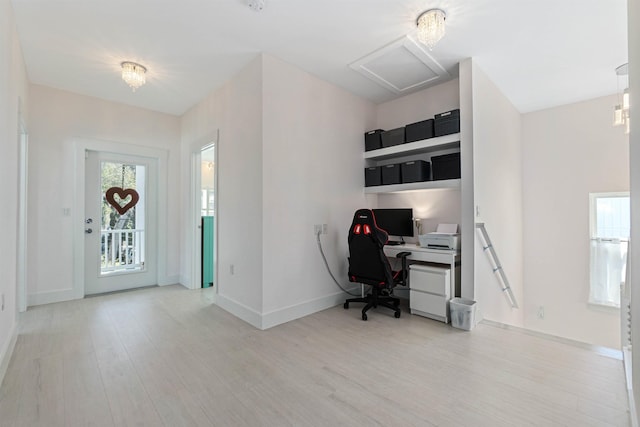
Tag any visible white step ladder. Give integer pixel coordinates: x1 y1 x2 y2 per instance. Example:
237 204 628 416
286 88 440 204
475 223 519 309
622 243 632 348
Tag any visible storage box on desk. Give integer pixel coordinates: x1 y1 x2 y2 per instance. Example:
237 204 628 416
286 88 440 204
364 129 384 151
401 160 431 183
381 127 406 148
364 166 382 187
405 119 434 143
381 163 402 185
431 152 461 180
434 109 460 137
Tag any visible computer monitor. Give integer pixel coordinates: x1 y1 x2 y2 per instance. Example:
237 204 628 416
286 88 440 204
373 208 414 240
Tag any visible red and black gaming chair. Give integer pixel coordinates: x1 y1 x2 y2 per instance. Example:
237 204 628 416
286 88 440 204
344 209 411 321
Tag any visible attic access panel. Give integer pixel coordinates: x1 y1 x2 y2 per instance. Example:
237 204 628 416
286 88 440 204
350 36 451 94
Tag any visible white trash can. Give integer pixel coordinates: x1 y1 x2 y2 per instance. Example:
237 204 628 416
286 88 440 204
449 298 477 331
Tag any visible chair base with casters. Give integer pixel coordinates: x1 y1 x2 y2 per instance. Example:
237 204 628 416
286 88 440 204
344 287 401 321
344 251 411 321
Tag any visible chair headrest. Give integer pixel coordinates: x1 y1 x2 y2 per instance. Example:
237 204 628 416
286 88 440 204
350 209 388 245
351 209 376 228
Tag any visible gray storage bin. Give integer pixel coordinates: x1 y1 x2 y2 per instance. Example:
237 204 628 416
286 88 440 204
449 297 477 331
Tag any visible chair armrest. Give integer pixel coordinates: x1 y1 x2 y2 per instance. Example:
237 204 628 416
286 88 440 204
396 251 411 259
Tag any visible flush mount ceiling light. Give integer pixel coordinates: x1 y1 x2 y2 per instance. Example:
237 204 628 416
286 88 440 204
121 61 147 92
416 9 446 50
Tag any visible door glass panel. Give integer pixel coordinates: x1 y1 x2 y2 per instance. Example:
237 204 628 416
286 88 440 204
100 161 146 275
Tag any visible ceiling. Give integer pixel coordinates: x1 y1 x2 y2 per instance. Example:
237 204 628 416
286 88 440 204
10 0 628 116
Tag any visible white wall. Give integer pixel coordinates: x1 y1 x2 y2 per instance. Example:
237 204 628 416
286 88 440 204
459 59 476 300
522 94 628 348
471 61 524 327
0 0 29 383
627 0 640 413
261 55 375 326
180 56 265 323
376 79 459 130
181 55 376 329
27 85 181 305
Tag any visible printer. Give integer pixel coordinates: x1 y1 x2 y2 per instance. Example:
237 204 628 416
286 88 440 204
419 223 460 250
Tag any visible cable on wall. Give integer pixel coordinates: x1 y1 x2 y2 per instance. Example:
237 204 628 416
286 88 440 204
315 230 362 297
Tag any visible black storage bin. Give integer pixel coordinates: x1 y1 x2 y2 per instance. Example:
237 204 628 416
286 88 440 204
364 129 384 151
405 119 434 143
381 127 406 148
401 160 431 183
431 152 461 180
381 163 402 185
434 109 461 137
364 166 382 187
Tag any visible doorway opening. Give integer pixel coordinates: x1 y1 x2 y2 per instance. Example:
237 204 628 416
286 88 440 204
200 144 216 288
16 104 28 312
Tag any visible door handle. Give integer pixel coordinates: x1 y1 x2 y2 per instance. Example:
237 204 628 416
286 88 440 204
85 228 93 234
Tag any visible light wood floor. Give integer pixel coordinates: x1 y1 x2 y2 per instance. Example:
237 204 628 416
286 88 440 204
0 285 630 426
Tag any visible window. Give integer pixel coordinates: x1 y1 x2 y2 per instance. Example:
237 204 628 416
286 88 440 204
589 193 630 308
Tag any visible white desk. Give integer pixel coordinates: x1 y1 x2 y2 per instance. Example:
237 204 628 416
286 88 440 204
383 244 461 307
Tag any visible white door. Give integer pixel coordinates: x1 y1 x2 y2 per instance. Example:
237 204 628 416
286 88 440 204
84 150 158 295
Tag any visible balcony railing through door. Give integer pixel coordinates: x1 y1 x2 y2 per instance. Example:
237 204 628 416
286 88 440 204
101 228 145 273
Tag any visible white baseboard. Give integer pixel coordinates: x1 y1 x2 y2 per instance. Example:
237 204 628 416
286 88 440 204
261 291 351 330
215 294 263 329
29 276 181 306
216 291 353 331
178 274 189 287
482 319 623 360
623 346 638 427
0 324 17 387
28 288 79 307
158 275 180 286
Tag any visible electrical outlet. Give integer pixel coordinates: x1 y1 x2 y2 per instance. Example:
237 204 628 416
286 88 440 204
537 306 544 319
230 264 235 275
322 224 328 234
1 293 4 311
314 224 322 235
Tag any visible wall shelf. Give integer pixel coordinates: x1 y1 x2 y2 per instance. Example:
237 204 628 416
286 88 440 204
364 133 460 161
365 178 460 194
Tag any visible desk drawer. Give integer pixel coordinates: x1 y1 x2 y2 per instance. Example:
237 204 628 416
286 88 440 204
410 291 448 319
410 264 450 296
408 250 453 264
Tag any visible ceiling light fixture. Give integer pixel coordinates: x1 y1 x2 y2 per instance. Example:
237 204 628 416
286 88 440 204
613 63 630 134
416 9 446 50
121 61 147 92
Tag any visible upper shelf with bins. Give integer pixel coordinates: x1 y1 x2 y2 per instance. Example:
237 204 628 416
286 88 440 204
364 132 460 161
364 178 460 194
364 132 461 193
